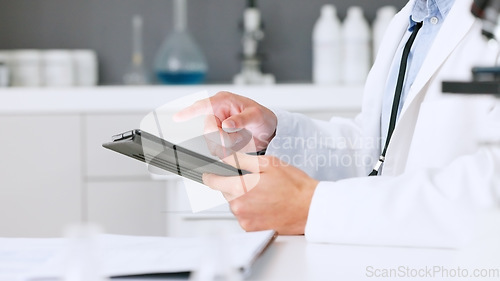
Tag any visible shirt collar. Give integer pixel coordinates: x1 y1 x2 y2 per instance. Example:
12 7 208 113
408 0 455 30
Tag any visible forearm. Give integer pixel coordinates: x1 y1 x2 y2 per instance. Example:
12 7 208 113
265 108 370 181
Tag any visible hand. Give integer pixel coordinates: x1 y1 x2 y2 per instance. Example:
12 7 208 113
203 153 319 235
173 92 277 155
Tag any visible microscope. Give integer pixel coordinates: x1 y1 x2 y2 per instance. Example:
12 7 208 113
442 1 500 268
443 0 500 267
442 0 500 97
233 0 275 85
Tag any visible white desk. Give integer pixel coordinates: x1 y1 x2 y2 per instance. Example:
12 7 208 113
1 233 496 281
248 236 470 281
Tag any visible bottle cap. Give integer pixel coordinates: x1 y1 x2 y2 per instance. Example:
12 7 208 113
12 50 41 63
0 51 10 64
321 4 336 18
347 6 364 18
43 50 72 62
72 49 97 61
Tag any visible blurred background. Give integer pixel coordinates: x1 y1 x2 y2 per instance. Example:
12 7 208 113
0 0 406 85
0 0 406 238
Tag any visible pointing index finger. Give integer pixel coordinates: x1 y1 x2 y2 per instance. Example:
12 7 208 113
173 98 214 122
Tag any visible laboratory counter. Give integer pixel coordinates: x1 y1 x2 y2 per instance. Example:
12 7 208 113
0 84 363 114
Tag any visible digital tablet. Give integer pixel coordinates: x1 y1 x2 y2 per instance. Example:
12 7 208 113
102 129 250 184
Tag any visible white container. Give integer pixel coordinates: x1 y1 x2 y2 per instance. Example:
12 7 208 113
11 50 42 87
341 6 371 85
0 51 10 87
0 50 11 65
0 62 8 87
42 50 75 87
72 50 98 86
372 6 397 62
312 4 342 85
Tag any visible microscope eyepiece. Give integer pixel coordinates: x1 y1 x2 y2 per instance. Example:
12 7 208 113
471 0 490 18
471 0 500 40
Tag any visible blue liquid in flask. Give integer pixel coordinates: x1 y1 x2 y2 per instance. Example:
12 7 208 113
156 71 206 85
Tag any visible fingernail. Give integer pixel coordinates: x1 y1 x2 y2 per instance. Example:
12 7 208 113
223 120 235 128
224 127 243 133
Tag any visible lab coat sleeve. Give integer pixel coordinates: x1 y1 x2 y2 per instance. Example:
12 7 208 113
305 145 500 248
265 108 372 181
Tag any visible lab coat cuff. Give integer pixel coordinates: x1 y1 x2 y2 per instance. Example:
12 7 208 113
304 176 474 247
304 178 395 245
305 181 339 242
304 179 398 245
265 108 295 156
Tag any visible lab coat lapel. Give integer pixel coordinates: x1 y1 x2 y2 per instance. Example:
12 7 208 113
361 0 413 158
399 0 475 115
382 0 476 175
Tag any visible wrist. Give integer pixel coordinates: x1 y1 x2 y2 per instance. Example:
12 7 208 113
299 178 319 234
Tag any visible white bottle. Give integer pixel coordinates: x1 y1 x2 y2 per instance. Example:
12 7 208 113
312 4 341 85
42 50 75 87
372 6 397 62
11 50 42 87
72 50 98 87
0 51 10 87
342 6 371 85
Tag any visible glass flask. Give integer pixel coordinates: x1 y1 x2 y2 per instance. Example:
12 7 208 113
154 0 208 85
123 15 149 85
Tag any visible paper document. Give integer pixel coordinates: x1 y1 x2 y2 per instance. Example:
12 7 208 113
0 237 64 281
0 230 276 281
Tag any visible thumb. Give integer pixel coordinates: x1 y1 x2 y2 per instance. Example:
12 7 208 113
221 108 259 132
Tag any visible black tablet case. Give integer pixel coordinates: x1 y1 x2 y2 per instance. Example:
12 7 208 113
102 130 249 184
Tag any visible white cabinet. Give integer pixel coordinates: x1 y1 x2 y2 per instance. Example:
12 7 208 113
0 115 82 237
84 113 169 236
84 113 150 179
86 181 166 236
163 178 243 237
165 212 243 237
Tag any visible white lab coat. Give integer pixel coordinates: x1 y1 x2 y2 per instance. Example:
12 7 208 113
266 0 500 248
